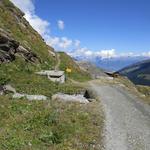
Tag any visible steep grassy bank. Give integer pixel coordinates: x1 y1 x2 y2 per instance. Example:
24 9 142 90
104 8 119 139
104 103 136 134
0 0 55 66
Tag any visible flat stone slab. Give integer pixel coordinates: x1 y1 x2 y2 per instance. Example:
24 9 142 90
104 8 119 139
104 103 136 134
52 93 89 103
13 93 47 100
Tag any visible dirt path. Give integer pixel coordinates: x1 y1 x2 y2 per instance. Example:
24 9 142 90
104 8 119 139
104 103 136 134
55 53 60 70
90 82 150 150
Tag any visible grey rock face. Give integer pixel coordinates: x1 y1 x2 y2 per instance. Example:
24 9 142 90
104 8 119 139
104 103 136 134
4 84 16 93
0 28 39 63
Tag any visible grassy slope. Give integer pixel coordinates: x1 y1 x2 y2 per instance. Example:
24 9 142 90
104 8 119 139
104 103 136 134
59 52 91 82
136 85 150 104
0 0 56 66
0 1 104 149
0 0 91 94
0 0 56 93
0 96 104 150
118 59 150 86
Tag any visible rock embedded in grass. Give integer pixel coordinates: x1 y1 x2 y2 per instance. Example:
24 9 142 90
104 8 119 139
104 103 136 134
13 93 47 100
52 93 89 103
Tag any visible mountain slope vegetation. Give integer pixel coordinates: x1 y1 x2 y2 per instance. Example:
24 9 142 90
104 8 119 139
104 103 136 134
0 1 105 149
0 0 90 94
118 59 150 86
77 61 107 79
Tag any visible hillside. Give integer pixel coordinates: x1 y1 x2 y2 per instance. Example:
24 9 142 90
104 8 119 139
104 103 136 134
118 59 150 86
1 0 150 149
0 1 105 149
77 61 107 79
0 0 90 95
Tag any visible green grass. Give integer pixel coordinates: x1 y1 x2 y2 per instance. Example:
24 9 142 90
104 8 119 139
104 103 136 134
0 2 103 149
0 0 91 96
0 57 86 97
0 96 104 150
0 0 56 68
59 52 91 82
0 1 91 90
136 85 150 104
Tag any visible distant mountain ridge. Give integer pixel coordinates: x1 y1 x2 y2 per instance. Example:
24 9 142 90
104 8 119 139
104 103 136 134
118 59 150 86
76 61 107 79
74 55 150 71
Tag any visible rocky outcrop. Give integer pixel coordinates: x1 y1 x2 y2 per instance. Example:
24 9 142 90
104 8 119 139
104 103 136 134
4 84 16 93
0 84 16 95
77 61 107 79
52 93 89 103
0 28 39 63
17 45 39 63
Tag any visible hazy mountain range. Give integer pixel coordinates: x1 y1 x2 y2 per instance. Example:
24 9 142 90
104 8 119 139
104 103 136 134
74 55 150 71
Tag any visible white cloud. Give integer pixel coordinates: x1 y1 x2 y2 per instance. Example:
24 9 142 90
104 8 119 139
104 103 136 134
10 0 50 37
46 37 72 49
69 48 116 59
69 48 150 59
25 12 50 36
95 49 116 58
11 0 35 13
46 36 60 47
57 20 65 30
142 51 150 57
10 0 150 57
74 40 80 47
68 47 88 57
10 0 75 49
59 37 72 48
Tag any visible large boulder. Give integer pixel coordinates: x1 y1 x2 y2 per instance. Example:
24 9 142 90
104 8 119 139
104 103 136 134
52 93 89 104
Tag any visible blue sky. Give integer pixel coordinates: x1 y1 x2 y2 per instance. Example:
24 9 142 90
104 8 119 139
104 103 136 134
11 0 150 58
35 0 150 51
